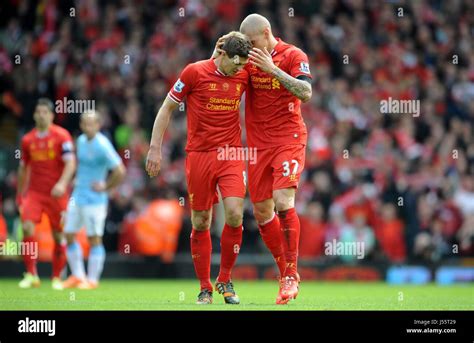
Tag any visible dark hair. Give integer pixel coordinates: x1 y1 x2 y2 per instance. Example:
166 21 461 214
36 98 54 113
222 32 252 58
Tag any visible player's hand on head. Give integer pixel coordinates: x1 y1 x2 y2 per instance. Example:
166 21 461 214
217 34 229 51
212 34 230 58
248 47 275 74
51 181 67 198
146 147 162 178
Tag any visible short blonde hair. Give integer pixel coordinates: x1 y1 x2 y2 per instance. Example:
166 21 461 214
80 110 101 122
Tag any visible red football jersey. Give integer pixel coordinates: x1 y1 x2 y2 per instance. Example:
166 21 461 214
168 59 248 152
21 124 74 194
245 38 312 149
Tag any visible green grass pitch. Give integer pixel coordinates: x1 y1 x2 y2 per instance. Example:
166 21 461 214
0 279 472 310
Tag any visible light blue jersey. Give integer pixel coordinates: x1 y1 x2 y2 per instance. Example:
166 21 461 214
72 132 122 205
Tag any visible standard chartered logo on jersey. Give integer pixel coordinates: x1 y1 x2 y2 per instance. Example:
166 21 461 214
206 97 240 111
250 75 280 90
251 75 272 89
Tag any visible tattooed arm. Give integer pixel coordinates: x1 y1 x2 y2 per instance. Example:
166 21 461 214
271 67 312 102
248 47 312 102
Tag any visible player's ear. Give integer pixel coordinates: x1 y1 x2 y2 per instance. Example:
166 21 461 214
263 28 270 39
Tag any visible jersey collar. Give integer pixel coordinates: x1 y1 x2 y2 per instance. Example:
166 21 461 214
35 128 50 138
215 68 226 76
211 58 228 77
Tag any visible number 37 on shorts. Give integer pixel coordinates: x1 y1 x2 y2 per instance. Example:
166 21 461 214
248 144 306 202
274 144 305 187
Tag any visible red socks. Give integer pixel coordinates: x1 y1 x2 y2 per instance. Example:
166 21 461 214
192 224 242 287
24 237 67 279
191 208 299 289
22 236 38 275
191 229 213 291
278 208 300 278
217 224 243 283
52 242 67 278
258 214 287 277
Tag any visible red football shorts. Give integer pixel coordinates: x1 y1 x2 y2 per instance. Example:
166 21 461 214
185 150 246 211
21 190 69 231
248 144 306 203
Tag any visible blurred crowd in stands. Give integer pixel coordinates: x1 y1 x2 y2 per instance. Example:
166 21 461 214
0 0 473 263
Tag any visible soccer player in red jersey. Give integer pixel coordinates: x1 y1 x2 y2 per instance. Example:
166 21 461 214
16 98 76 290
239 14 312 304
146 32 251 305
